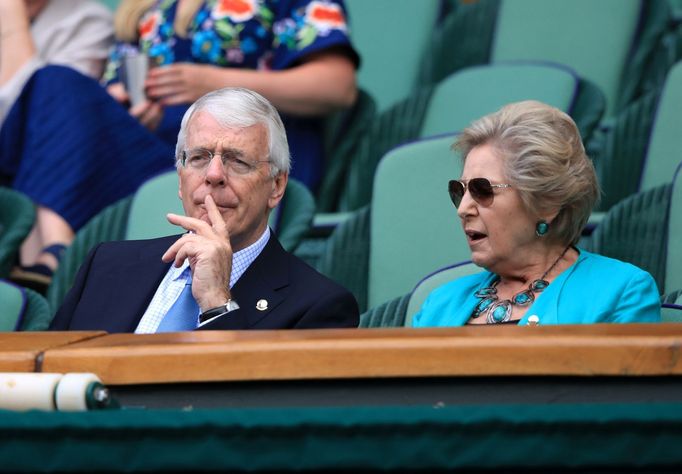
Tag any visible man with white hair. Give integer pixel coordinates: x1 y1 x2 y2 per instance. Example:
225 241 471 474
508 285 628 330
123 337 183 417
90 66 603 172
51 88 359 332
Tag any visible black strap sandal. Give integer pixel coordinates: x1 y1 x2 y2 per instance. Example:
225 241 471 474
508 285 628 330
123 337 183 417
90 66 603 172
10 243 67 294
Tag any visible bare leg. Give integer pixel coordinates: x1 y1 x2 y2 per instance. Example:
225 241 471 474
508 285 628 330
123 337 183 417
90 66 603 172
19 223 42 266
19 206 74 270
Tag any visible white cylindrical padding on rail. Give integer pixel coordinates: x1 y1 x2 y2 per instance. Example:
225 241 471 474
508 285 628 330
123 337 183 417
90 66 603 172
0 373 63 411
54 373 102 411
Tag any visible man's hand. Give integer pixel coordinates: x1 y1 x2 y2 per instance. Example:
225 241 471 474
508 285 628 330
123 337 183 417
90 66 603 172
162 195 233 311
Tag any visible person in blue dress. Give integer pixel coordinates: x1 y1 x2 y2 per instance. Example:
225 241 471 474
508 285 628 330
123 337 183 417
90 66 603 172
412 101 661 327
1 0 358 289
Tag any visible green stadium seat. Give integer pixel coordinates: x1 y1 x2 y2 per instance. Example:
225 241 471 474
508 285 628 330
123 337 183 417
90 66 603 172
0 187 35 279
359 261 480 328
0 279 52 331
596 60 682 211
491 0 641 117
345 0 440 112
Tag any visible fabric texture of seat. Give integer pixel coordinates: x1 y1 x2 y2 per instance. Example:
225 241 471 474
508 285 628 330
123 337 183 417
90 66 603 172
491 0 642 117
0 279 51 331
595 60 682 211
359 262 483 328
427 0 672 117
316 89 377 212
405 261 480 327
369 134 465 309
585 183 671 293
665 163 682 294
317 206 370 312
639 61 682 191
46 174 314 313
0 187 35 279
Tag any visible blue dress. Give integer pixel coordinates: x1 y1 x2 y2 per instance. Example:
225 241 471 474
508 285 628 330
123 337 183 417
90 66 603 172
412 249 662 326
0 0 357 231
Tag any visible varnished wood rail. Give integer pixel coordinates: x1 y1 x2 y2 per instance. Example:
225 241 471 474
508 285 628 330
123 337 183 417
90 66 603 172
24 324 682 385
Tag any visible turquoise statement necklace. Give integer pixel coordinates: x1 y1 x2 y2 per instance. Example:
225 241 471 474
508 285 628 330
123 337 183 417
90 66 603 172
471 245 571 324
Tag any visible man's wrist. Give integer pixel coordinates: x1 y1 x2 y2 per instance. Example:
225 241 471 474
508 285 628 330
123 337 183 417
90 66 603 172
199 299 240 324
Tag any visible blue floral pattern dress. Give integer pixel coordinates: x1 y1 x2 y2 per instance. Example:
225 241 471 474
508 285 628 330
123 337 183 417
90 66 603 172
102 0 358 189
0 0 357 231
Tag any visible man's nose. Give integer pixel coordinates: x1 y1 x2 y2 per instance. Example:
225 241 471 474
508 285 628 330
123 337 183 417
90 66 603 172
204 155 226 185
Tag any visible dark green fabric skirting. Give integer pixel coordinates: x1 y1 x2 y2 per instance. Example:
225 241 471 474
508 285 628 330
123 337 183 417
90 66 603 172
1 403 682 471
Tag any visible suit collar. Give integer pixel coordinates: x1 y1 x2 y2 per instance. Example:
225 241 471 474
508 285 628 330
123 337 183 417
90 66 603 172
109 235 179 332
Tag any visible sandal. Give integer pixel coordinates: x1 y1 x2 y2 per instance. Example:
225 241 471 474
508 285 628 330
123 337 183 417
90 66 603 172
10 243 67 294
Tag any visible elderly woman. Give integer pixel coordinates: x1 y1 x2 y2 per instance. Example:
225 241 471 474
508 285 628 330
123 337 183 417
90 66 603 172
413 101 661 327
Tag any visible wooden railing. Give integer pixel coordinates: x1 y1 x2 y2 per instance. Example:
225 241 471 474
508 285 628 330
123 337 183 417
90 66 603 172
2 324 682 385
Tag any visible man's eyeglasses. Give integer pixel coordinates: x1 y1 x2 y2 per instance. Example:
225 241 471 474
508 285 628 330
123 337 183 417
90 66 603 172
181 148 270 175
448 178 512 207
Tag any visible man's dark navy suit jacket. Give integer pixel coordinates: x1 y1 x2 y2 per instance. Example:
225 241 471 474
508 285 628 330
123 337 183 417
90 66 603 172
50 233 359 332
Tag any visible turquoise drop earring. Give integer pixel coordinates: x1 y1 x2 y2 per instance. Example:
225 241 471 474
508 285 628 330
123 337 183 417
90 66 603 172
535 220 549 237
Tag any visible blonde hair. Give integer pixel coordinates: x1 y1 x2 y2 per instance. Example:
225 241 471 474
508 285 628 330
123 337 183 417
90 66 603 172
114 0 203 42
454 100 600 246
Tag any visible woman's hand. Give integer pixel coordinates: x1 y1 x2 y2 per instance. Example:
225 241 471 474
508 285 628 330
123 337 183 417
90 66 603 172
106 82 129 105
145 63 214 106
129 98 164 131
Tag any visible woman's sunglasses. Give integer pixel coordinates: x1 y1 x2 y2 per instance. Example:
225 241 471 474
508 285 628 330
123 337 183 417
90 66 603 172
448 178 512 207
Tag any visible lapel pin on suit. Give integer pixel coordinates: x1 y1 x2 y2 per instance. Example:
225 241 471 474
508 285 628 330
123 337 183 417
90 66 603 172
256 299 268 311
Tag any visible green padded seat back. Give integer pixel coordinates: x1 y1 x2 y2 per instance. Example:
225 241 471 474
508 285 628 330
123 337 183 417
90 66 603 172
346 0 440 112
0 187 35 278
640 61 682 191
666 164 682 294
126 171 184 240
491 0 641 116
0 279 50 331
661 304 682 323
369 134 466 309
0 279 25 331
405 261 480 327
271 179 316 252
419 62 579 138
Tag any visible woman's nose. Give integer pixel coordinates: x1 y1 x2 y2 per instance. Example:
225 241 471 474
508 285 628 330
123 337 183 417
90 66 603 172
456 190 476 219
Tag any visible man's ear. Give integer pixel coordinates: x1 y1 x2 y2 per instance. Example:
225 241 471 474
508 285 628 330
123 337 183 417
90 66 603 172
268 172 288 210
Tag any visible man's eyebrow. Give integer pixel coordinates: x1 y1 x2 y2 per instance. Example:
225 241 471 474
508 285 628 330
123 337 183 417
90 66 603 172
189 147 245 158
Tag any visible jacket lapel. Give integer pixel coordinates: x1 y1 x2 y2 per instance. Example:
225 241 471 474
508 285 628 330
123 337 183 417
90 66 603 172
102 235 178 332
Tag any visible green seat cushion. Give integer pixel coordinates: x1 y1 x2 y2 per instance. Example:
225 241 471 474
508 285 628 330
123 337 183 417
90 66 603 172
640 61 682 191
369 134 466 308
0 280 25 331
405 261 480 326
126 171 184 240
420 62 579 137
346 0 440 112
666 164 682 294
491 0 641 116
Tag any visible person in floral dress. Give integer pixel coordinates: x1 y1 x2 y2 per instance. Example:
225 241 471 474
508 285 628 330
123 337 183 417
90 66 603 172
1 0 358 289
